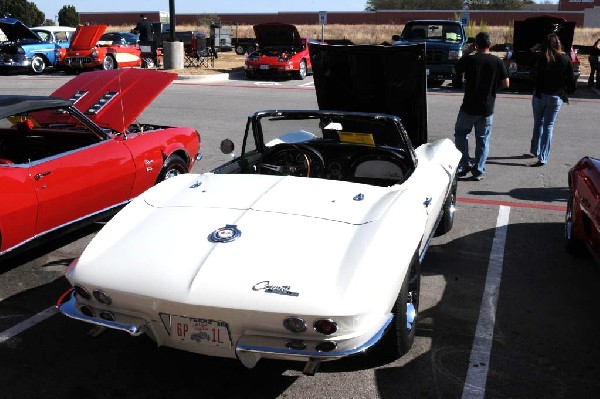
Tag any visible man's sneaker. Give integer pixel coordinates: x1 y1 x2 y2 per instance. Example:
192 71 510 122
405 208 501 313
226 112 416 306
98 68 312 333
470 173 485 181
457 164 470 177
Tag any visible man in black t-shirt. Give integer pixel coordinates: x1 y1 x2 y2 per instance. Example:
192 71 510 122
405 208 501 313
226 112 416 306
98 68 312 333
134 14 153 42
452 31 509 181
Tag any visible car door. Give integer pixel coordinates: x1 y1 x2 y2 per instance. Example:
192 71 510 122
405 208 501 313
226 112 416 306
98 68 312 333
29 138 136 236
0 165 37 253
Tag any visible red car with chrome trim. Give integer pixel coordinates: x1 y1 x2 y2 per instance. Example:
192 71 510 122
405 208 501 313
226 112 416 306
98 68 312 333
0 68 201 259
244 22 317 80
60 24 144 72
566 157 600 263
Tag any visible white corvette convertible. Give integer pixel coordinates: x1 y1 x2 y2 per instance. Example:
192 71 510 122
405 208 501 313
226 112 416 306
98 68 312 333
57 43 461 374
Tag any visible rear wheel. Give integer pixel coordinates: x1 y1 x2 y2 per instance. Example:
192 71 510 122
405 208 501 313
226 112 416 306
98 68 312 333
102 55 116 70
565 193 585 256
31 55 46 74
295 59 307 80
435 177 457 236
156 155 188 183
390 253 421 357
235 45 246 55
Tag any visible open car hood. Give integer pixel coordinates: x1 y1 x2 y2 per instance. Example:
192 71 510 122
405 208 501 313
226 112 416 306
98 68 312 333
513 16 575 56
50 69 176 133
0 17 41 42
69 24 107 50
253 22 302 49
309 43 427 147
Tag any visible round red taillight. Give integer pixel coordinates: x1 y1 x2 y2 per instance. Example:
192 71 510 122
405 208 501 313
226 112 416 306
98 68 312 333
80 305 94 317
99 311 115 321
315 341 337 352
313 319 337 335
286 340 307 350
93 289 112 305
283 316 307 333
74 284 91 300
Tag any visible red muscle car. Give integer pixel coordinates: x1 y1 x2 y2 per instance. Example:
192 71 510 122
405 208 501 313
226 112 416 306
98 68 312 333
244 23 317 80
566 156 600 263
0 68 201 258
60 24 143 72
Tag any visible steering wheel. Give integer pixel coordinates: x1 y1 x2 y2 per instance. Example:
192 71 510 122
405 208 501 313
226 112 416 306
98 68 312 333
260 143 325 178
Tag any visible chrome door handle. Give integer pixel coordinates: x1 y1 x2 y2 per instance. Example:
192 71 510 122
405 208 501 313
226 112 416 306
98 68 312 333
34 171 51 180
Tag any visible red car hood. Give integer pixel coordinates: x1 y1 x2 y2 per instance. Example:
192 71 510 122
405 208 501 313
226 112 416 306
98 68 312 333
69 24 107 50
253 22 302 48
51 69 176 133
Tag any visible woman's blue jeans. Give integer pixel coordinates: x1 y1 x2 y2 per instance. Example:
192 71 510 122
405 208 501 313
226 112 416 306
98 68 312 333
454 110 494 177
531 94 563 164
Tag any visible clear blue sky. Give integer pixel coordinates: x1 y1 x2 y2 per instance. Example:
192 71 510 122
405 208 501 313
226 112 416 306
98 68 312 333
34 0 557 21
34 1 367 20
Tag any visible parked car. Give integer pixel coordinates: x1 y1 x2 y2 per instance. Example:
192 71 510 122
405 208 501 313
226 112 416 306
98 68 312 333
244 22 317 80
0 68 201 258
504 15 580 92
0 17 65 74
565 156 600 263
99 31 139 46
392 20 469 87
31 25 76 47
60 24 143 72
56 43 461 374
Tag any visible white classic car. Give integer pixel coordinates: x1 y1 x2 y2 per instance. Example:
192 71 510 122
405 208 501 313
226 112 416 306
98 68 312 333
57 43 461 375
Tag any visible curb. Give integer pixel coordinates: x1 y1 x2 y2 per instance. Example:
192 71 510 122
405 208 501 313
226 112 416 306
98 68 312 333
174 71 245 82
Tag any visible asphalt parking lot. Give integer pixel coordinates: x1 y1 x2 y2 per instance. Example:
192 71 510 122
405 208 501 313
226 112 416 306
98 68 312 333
1 72 599 398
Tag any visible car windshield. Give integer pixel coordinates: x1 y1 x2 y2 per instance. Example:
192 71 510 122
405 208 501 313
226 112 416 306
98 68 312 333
401 24 463 43
243 111 409 153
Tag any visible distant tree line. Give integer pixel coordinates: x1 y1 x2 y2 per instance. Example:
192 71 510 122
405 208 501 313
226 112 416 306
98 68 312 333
0 1 79 27
365 0 538 10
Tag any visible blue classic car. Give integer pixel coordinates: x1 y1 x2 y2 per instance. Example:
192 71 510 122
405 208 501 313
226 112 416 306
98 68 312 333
0 17 64 74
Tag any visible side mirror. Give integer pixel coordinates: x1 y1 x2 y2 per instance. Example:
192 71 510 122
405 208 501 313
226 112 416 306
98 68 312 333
391 34 400 42
220 139 234 154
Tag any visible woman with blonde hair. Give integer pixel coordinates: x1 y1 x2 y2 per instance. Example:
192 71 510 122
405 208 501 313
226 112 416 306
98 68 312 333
529 32 574 167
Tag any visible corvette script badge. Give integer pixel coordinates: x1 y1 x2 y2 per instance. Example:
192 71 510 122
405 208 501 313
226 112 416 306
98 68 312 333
252 281 299 297
208 225 241 243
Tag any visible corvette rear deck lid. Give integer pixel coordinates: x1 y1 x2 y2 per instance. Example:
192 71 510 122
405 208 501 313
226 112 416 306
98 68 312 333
309 43 428 147
50 69 176 133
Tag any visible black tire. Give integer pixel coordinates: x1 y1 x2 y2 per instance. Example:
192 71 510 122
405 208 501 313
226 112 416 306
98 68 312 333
435 177 457 236
235 45 246 55
390 252 421 357
295 59 307 80
31 55 46 74
565 193 585 256
156 155 188 183
102 55 116 70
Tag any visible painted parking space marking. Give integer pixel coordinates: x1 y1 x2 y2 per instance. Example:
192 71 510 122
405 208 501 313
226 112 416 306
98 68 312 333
0 306 56 343
462 205 510 398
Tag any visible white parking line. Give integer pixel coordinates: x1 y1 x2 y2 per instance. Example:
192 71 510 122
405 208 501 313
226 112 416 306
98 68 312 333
462 205 510 398
0 306 56 343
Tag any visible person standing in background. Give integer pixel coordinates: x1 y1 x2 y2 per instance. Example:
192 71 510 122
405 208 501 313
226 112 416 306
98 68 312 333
588 38 600 88
452 31 510 181
529 33 574 167
133 14 153 43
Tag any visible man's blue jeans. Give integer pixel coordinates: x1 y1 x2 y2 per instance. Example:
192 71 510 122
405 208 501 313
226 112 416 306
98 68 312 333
454 110 494 177
531 94 563 164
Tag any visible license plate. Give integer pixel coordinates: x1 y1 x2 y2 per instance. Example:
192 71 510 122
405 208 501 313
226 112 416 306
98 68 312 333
171 315 231 347
260 64 269 70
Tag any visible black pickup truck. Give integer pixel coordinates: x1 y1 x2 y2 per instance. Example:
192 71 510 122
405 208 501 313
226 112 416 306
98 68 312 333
392 20 469 87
